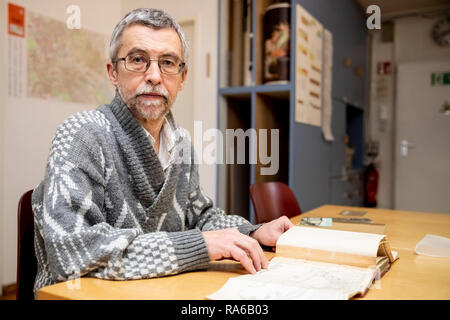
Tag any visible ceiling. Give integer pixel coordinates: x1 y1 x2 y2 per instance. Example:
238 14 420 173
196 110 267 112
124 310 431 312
355 0 450 19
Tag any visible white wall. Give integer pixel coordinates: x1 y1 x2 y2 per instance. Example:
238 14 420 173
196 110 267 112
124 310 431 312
395 16 450 63
368 14 450 209
0 0 122 287
368 32 395 209
0 0 219 289
120 0 219 202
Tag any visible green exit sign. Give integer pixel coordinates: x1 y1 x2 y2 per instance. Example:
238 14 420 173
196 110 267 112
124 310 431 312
431 72 450 86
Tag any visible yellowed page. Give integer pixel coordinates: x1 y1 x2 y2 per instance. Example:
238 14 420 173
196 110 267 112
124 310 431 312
277 226 385 258
207 257 376 300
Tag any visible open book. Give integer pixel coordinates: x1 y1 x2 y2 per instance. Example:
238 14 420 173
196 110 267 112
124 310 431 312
207 226 398 300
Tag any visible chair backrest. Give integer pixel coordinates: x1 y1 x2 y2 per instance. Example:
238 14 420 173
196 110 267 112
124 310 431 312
16 189 37 300
249 182 302 224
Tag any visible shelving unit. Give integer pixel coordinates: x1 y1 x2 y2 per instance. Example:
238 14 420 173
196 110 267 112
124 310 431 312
254 93 290 185
217 0 294 222
218 95 252 219
217 0 368 220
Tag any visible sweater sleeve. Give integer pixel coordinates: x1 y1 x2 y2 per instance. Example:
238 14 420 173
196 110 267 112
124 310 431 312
32 114 210 284
184 147 262 235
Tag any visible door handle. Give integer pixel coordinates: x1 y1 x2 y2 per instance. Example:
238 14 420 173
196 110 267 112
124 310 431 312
400 139 414 157
440 100 450 116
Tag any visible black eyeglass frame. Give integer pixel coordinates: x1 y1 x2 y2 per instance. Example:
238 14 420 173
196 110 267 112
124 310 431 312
112 56 186 75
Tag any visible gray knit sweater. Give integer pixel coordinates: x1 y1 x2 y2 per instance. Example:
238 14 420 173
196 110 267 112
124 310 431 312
31 92 259 295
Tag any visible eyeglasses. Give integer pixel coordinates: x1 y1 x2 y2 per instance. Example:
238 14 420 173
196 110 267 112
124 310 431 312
113 53 186 75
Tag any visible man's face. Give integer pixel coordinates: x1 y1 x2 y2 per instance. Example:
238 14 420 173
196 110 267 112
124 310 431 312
107 24 187 121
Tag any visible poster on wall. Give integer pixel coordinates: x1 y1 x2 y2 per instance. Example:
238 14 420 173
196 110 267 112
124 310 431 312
295 4 323 127
8 2 25 37
8 3 26 99
6 3 114 105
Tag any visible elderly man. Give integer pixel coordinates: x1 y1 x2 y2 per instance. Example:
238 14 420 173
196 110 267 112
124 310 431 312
31 8 293 295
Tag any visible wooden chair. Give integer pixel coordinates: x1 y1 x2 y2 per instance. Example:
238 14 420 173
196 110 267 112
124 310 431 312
16 189 37 300
249 182 302 224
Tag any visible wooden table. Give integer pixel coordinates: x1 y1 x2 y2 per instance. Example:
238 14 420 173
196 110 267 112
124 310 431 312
37 205 450 300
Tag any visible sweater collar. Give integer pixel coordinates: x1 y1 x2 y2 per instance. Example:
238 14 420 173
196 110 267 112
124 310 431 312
107 91 180 207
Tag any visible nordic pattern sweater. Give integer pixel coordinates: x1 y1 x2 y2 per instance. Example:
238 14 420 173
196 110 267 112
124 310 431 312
31 92 259 295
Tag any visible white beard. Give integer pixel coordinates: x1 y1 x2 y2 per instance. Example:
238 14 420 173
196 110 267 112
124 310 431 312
118 83 171 121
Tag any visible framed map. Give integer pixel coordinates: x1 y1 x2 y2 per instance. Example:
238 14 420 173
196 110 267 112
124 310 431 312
27 11 114 105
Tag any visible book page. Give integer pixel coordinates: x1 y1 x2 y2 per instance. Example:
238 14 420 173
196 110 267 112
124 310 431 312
277 226 385 257
415 234 450 258
207 257 376 300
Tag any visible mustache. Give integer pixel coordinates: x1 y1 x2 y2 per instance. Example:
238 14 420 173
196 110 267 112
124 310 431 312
135 84 169 102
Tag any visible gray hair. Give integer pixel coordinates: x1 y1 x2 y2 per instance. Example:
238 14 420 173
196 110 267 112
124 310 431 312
109 8 189 65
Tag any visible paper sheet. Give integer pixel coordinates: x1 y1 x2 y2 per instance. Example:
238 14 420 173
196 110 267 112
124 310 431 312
321 29 334 141
8 32 26 98
414 234 450 258
207 257 375 300
295 4 323 126
7 2 27 99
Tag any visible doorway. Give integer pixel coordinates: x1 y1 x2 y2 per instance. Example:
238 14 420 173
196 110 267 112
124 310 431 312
394 60 450 213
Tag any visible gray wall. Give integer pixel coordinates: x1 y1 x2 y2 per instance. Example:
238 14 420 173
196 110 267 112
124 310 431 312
291 0 368 211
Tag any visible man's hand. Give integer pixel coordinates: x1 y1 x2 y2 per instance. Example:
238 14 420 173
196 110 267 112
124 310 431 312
250 216 294 247
203 228 268 274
